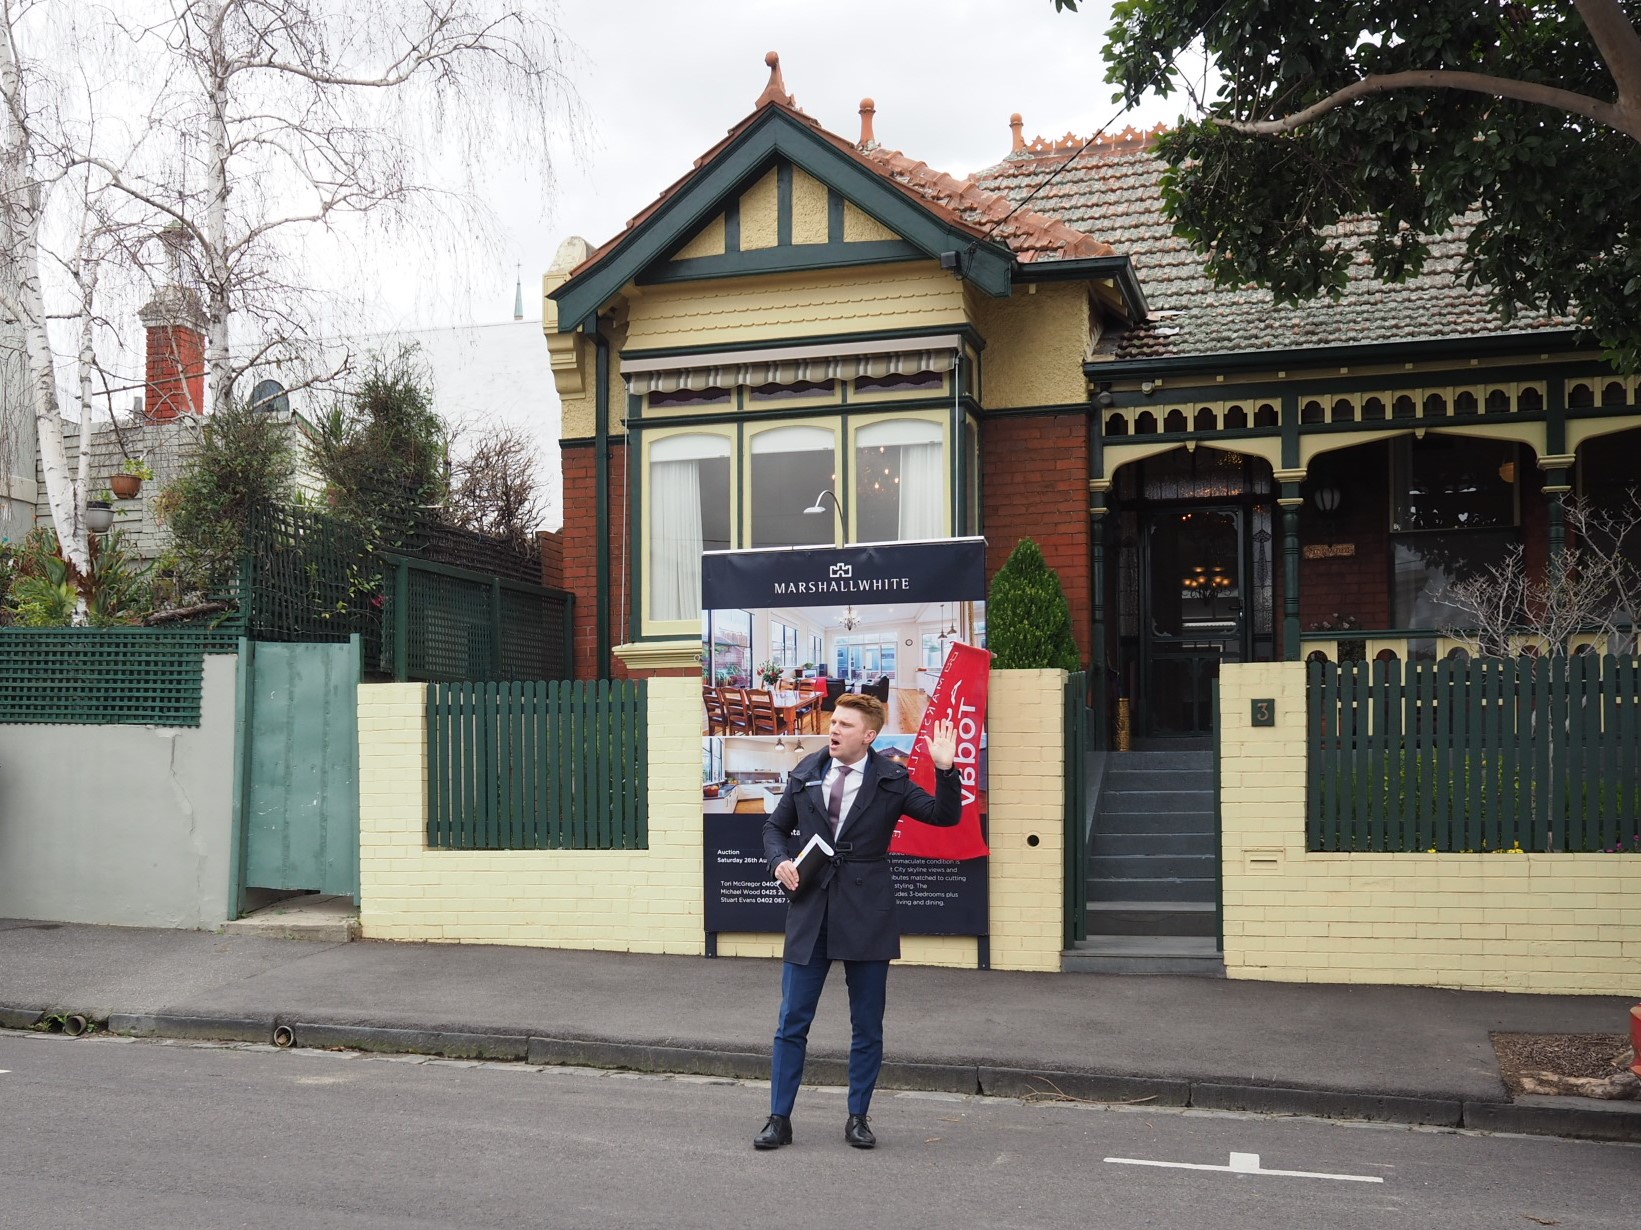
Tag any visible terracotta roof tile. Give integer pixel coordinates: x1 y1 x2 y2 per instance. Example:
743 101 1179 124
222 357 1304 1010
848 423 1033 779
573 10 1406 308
972 128 1576 360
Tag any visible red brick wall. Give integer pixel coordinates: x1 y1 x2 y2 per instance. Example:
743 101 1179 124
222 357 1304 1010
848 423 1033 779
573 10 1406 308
536 530 564 591
559 441 631 681
982 413 1091 664
145 324 205 419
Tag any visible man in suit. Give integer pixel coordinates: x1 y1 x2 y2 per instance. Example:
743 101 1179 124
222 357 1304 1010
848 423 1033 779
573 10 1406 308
755 693 960 1151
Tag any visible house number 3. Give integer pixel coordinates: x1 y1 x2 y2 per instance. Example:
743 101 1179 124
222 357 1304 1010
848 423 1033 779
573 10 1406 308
1251 699 1275 727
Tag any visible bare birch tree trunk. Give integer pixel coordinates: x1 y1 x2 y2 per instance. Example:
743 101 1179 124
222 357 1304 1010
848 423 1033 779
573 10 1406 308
0 14 86 571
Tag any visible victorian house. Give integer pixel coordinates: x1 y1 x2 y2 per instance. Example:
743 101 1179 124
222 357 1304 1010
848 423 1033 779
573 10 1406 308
540 52 1641 746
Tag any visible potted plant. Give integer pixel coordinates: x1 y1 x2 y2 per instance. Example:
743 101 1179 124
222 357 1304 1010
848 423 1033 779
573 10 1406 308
109 457 153 499
85 493 115 534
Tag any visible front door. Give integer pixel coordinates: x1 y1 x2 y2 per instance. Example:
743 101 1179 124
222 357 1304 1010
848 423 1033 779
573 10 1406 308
1144 508 1245 736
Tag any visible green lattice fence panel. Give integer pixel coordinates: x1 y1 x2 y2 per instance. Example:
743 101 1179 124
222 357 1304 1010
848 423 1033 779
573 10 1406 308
244 504 384 659
1307 655 1641 853
0 629 230 726
383 555 572 683
426 679 647 850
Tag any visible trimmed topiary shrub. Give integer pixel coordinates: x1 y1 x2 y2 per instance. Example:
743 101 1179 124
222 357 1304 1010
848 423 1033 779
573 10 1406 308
987 536 1081 670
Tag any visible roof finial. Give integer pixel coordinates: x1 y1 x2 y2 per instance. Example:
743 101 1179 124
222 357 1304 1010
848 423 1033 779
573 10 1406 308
755 50 794 109
858 98 876 149
1009 113 1024 153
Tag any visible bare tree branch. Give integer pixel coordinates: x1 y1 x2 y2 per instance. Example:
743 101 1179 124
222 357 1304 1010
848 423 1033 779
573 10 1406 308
1218 68 1641 144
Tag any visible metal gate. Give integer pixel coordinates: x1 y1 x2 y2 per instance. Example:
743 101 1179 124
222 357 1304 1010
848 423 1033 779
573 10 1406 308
236 638 360 905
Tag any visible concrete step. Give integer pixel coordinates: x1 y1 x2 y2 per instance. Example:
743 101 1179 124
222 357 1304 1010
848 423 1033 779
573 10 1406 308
1097 790 1214 813
1104 768 1214 792
1091 831 1218 857
1062 935 1225 976
1107 750 1213 770
1089 853 1217 881
1085 901 1217 937
1088 876 1218 904
1094 809 1216 835
221 893 358 943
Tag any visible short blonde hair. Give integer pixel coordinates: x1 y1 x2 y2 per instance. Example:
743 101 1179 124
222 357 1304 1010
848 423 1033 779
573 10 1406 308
834 693 886 732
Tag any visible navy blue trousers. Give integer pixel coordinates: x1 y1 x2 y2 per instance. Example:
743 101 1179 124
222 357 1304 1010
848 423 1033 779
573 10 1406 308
769 919 889 1118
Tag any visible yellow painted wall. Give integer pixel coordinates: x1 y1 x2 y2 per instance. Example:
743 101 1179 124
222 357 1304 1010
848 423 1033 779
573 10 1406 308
843 201 898 243
791 168 830 244
969 283 1090 409
1219 662 1641 995
674 215 726 260
739 168 780 251
358 672 1069 972
622 263 966 351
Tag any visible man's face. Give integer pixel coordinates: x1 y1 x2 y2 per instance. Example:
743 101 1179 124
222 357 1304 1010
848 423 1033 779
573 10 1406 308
828 705 877 763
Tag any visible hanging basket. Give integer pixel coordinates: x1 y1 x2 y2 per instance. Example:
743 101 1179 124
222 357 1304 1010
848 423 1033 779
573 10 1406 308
85 501 114 534
109 472 142 499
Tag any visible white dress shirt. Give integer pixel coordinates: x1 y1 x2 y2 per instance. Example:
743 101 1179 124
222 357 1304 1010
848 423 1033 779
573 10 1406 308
824 752 870 837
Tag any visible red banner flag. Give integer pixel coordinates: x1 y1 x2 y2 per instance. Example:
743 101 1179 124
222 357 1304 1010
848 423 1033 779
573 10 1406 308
891 641 990 860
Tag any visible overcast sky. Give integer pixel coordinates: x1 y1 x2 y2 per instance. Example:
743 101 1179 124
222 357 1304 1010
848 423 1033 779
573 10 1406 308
443 0 1190 328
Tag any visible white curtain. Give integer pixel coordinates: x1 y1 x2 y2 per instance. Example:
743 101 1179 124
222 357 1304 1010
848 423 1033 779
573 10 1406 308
897 443 944 540
650 459 703 622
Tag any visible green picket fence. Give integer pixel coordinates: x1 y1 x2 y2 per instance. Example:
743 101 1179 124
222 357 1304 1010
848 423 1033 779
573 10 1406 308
426 680 648 851
1307 656 1641 853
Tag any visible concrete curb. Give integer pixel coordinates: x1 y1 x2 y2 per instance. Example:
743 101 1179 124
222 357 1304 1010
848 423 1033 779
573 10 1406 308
1192 1082 1464 1127
107 1012 275 1043
0 1005 44 1031
4 1008 1639 1143
291 1023 530 1062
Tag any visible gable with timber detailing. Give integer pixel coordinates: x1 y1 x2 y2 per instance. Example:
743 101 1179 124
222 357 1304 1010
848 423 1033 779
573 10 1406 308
642 161 926 286
549 105 1019 330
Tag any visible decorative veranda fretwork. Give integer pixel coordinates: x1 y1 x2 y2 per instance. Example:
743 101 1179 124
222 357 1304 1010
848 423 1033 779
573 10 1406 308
1307 656 1641 854
1094 377 1641 438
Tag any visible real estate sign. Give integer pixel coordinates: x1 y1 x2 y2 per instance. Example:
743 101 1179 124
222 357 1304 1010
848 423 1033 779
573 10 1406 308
700 538 991 958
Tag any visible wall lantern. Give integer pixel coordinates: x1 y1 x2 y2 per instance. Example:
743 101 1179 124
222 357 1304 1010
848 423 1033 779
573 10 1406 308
1311 484 1343 514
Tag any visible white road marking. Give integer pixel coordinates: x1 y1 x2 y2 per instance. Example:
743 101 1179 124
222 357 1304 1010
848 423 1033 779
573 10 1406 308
1104 1151 1384 1184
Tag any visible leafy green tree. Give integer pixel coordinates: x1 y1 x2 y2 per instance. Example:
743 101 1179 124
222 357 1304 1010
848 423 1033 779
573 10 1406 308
988 537 1083 671
309 347 449 550
153 395 296 592
1062 0 1641 369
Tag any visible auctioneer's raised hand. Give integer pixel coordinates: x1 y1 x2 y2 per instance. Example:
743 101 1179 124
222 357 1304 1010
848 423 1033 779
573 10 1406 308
926 718 957 770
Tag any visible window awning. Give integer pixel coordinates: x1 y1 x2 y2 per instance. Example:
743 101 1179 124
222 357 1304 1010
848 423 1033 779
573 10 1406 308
622 335 962 396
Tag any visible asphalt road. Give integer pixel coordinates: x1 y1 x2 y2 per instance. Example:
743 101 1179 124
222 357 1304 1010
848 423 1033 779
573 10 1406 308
1 1031 1635 1230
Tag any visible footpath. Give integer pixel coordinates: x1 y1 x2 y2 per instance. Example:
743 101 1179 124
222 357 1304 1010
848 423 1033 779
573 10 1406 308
2 918 1638 1144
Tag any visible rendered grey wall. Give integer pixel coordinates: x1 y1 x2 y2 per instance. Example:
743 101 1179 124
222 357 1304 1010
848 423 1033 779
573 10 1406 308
0 653 238 928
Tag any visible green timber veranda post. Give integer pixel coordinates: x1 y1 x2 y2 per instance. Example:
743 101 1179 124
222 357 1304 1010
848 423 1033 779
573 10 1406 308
1063 671 1089 947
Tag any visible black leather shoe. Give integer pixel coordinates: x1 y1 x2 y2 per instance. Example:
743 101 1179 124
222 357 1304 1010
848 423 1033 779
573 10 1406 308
754 1114 793 1150
844 1113 876 1149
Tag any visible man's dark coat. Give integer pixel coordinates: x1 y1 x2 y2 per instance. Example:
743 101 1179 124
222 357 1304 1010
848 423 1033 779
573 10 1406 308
762 746 961 964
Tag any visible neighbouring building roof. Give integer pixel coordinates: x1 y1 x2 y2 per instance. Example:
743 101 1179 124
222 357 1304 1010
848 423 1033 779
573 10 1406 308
972 127 1579 362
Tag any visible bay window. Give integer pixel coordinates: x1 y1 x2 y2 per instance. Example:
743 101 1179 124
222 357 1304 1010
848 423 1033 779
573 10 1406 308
648 433 731 623
750 424 836 547
854 418 945 543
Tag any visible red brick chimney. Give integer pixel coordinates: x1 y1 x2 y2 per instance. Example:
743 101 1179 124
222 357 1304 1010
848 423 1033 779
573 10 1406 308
138 224 207 419
138 287 206 420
